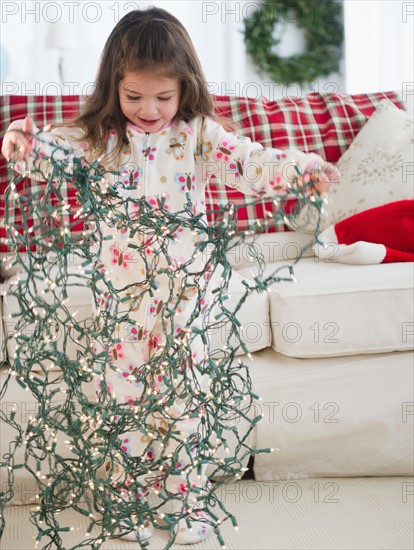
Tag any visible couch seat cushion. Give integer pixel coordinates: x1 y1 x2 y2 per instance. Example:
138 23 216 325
247 347 413 480
0 366 98 505
2 265 94 370
227 231 315 270
209 269 271 356
1 265 271 370
0 293 4 364
236 258 413 357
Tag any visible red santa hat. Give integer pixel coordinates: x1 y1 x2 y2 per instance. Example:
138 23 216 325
314 200 414 264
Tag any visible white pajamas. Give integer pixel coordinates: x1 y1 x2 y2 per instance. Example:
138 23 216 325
19 114 320 533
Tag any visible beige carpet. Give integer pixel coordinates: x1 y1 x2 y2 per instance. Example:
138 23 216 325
1 478 413 549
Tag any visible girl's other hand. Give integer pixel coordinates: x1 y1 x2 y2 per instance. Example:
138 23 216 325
303 162 340 194
1 116 35 162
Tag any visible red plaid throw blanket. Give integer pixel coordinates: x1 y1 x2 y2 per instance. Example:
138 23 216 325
0 91 404 253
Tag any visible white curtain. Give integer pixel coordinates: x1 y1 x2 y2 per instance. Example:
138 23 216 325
344 0 414 96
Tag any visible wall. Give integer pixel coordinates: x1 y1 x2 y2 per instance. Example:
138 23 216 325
0 0 345 100
0 1 231 96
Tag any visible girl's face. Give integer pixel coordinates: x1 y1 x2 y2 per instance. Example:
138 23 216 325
118 72 181 133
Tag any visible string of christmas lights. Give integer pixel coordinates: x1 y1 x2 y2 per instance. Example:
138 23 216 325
0 131 323 549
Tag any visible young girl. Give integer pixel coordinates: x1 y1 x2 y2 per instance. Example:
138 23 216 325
2 7 337 547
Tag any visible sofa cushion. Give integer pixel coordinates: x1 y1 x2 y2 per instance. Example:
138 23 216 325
2 265 94 370
0 230 317 278
0 293 4 364
0 351 253 505
209 270 271 355
249 347 414 480
1 264 271 369
0 250 85 279
237 258 414 357
0 365 98 505
227 231 315 271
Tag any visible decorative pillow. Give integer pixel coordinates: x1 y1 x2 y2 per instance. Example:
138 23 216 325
0 92 406 255
295 99 414 232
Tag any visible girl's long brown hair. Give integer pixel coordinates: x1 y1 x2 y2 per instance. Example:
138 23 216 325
55 7 236 164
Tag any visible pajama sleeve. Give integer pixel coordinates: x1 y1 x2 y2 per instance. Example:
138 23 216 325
198 116 324 197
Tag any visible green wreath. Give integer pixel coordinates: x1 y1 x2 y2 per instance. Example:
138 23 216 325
243 0 343 87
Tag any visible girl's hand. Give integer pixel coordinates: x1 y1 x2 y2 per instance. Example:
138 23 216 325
303 162 340 194
1 116 35 162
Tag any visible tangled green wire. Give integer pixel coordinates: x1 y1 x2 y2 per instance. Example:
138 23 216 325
0 132 323 549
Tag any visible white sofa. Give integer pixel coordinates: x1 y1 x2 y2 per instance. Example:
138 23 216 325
1 229 413 504
1 91 413 506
